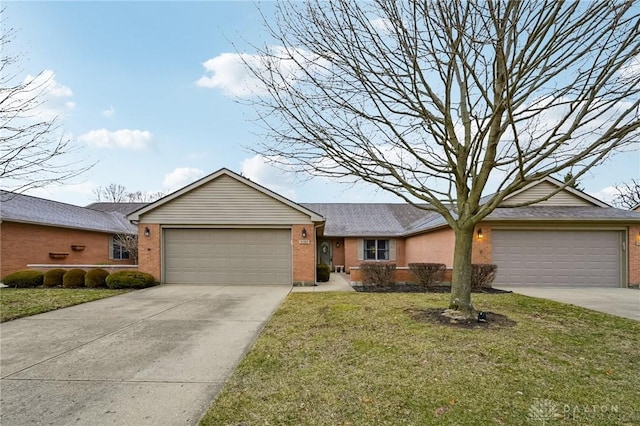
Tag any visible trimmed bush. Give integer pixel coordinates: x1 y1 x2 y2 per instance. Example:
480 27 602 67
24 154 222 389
409 263 446 287
43 269 67 287
106 271 156 289
63 269 86 288
317 264 331 282
471 264 497 289
85 268 109 288
2 270 43 288
360 263 396 287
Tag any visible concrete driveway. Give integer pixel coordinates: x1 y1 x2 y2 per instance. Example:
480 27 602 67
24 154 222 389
497 286 639 321
0 284 291 425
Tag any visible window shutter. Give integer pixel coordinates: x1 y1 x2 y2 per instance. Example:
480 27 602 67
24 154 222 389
357 239 364 260
389 239 396 261
108 236 114 260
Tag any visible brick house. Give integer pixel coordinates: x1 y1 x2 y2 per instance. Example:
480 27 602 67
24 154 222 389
0 191 138 278
3 169 639 287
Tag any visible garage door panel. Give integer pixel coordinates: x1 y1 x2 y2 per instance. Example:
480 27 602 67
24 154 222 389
164 229 292 285
492 230 620 287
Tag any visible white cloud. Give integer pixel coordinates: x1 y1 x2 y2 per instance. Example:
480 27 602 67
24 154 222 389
102 106 115 118
590 185 619 204
65 101 76 110
241 155 297 200
196 47 329 98
78 129 153 150
162 167 206 190
24 70 74 98
8 69 75 121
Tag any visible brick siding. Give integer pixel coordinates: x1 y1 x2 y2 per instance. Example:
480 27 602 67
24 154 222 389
0 221 134 278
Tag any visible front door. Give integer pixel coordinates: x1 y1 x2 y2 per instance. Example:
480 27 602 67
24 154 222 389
319 240 332 267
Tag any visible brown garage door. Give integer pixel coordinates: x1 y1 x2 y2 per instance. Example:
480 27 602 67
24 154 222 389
492 230 622 287
163 228 292 285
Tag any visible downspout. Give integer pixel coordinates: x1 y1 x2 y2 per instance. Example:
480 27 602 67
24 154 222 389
314 223 323 284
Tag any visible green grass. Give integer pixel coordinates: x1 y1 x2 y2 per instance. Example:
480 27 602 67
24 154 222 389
0 288 130 322
201 293 640 425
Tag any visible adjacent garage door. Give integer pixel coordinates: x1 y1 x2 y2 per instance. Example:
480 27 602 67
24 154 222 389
163 229 291 285
492 230 621 287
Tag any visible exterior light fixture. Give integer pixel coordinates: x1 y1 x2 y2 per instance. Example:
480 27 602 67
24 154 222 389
144 227 150 237
477 311 487 323
301 228 307 238
477 228 484 240
336 241 341 248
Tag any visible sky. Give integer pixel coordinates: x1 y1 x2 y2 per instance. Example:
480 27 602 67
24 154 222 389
2 1 639 207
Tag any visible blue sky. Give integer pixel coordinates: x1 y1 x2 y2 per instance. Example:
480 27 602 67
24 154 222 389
4 1 639 206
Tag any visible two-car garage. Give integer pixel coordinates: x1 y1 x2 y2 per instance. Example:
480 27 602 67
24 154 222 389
492 229 624 287
163 228 292 285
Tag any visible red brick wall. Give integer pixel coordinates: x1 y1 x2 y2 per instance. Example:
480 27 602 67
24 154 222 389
405 228 455 267
0 221 134 278
292 224 316 284
629 226 640 286
137 224 161 280
471 224 492 264
332 238 345 266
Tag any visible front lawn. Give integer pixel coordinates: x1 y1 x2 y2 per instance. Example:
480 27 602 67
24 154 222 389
202 293 640 425
0 288 130 322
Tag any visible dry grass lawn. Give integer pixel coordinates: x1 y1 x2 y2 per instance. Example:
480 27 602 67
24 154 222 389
202 292 640 425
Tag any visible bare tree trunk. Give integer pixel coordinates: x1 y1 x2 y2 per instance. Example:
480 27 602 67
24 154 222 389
449 226 474 316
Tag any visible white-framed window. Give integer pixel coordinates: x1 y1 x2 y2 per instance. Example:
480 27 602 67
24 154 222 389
110 236 131 260
364 239 389 260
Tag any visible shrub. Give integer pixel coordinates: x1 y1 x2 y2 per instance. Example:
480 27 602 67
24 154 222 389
106 271 156 289
317 264 331 282
2 270 43 288
360 263 396 287
63 269 86 288
408 263 446 287
85 268 109 288
43 269 67 287
471 264 497 289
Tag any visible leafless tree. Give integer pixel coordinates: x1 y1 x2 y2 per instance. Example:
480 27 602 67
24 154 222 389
93 183 165 203
246 0 640 315
612 179 640 209
113 232 138 264
0 18 89 193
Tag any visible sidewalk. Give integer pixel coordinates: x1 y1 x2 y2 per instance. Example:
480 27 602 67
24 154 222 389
292 273 354 292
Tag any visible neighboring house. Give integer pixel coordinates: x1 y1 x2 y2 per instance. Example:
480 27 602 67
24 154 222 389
0 191 138 278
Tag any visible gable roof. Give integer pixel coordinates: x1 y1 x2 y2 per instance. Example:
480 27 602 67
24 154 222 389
127 168 325 222
0 190 136 234
502 176 610 207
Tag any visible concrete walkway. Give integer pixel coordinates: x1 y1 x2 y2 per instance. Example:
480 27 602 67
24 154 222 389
0 284 291 425
292 273 354 292
497 286 639 321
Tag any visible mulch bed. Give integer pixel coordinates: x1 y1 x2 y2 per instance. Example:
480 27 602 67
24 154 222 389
353 285 511 294
407 308 517 329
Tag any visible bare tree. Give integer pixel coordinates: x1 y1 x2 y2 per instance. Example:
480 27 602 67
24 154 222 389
612 179 640 209
0 18 89 192
113 232 138 265
93 183 166 203
245 1 640 315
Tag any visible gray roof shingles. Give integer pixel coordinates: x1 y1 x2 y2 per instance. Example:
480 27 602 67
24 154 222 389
1 191 136 234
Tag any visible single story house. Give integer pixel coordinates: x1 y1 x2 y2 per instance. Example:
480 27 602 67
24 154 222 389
0 191 140 277
127 168 640 288
2 169 639 288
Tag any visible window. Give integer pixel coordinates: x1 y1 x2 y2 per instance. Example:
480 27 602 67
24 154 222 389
110 236 131 260
364 239 389 260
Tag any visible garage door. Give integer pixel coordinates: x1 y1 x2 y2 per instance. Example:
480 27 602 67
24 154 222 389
492 230 621 287
163 229 291 285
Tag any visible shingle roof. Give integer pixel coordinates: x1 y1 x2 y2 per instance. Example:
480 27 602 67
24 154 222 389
302 203 437 236
1 191 136 234
485 206 640 222
86 202 149 215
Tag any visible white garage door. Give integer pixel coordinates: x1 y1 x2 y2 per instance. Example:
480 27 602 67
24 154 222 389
492 230 622 287
163 229 292 285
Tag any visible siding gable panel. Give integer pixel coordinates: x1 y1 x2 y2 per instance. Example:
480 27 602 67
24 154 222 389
501 181 593 207
140 175 311 224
